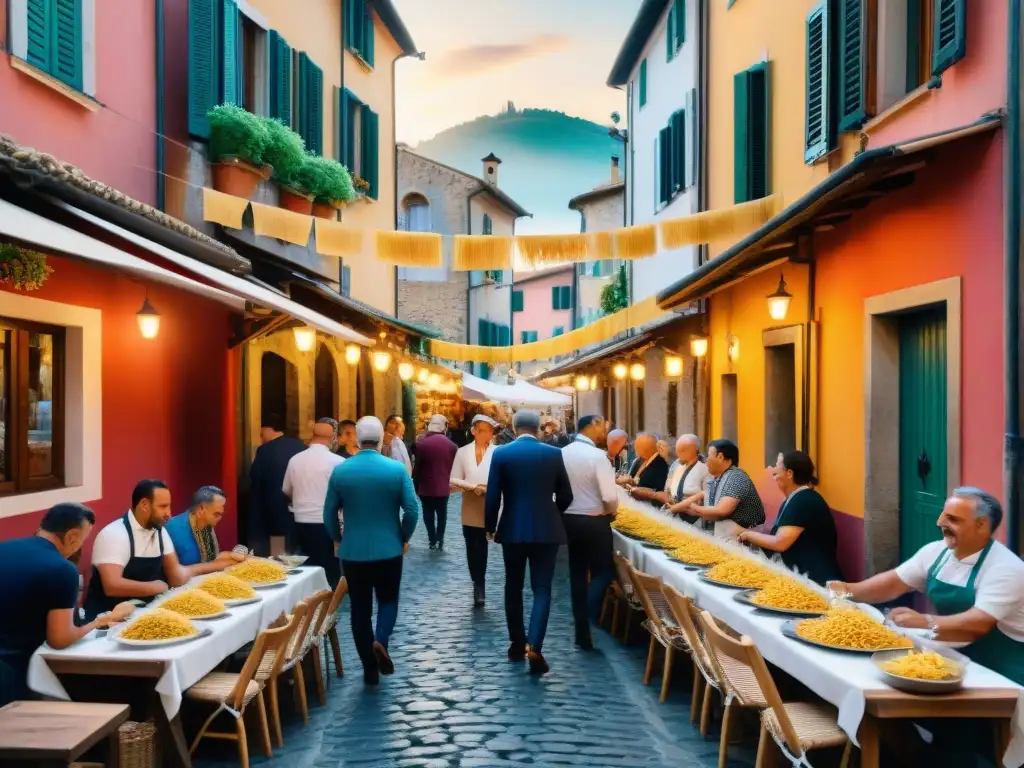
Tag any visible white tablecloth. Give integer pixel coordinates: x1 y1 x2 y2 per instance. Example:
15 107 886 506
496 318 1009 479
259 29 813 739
614 530 1024 768
28 566 330 718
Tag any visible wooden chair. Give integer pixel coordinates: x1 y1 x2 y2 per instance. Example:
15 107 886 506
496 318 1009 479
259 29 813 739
699 611 853 768
319 577 348 682
304 589 337 706
663 586 723 725
628 569 687 703
611 551 645 642
184 616 298 768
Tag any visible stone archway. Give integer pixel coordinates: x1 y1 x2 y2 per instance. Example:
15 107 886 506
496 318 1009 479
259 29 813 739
357 353 376 418
261 351 300 436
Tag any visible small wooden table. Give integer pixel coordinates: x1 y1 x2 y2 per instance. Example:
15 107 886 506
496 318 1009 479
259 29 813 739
858 687 1020 768
0 701 130 767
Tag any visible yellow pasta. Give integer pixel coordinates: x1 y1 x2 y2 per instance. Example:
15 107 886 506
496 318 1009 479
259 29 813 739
796 607 914 650
751 579 829 612
882 650 962 680
121 610 196 641
198 573 258 600
159 589 226 618
667 539 728 566
705 558 777 588
228 559 288 584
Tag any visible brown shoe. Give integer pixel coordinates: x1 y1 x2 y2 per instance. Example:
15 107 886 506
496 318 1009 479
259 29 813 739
372 641 395 675
527 646 549 675
507 642 527 661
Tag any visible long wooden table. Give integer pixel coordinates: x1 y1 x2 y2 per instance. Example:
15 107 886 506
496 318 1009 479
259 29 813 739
0 700 129 767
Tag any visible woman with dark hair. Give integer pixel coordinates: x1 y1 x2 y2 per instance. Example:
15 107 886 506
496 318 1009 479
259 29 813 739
738 450 843 585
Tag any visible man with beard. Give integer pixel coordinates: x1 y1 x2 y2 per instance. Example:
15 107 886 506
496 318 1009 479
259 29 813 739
832 487 1024 686
83 480 235 620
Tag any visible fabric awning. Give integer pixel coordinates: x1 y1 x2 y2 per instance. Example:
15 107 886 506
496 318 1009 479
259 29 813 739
656 114 1002 309
0 198 245 310
51 200 372 345
462 372 571 406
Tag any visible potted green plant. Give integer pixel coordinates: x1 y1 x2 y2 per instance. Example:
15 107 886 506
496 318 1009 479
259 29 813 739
260 117 313 214
300 155 356 220
207 104 272 199
0 243 53 291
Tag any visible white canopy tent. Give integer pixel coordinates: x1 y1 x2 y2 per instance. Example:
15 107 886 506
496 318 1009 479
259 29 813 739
461 371 571 407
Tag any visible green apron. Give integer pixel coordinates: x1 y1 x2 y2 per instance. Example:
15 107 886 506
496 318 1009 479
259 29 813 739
926 539 1024 685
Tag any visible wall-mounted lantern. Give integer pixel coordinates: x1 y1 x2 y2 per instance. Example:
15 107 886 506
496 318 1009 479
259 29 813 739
766 273 793 321
136 295 161 340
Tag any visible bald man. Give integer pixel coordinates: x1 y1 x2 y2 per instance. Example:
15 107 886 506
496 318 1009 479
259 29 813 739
283 420 345 587
606 429 628 473
639 435 711 522
617 433 670 504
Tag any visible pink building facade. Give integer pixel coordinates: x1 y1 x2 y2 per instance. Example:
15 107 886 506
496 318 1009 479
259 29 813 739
512 266 574 377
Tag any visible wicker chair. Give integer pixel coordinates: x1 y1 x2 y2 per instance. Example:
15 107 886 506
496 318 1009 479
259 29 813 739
184 615 299 768
663 586 723 726
611 551 645 642
628 569 687 703
319 577 348 682
699 611 853 768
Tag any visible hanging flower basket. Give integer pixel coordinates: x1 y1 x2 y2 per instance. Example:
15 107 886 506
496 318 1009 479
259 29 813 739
0 243 53 291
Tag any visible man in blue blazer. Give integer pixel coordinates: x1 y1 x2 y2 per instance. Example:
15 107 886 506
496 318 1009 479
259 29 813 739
323 416 420 685
485 410 573 675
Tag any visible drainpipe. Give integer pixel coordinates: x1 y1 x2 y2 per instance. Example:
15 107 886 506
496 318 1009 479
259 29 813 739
392 50 426 317
1005 0 1022 554
466 186 486 370
155 0 165 211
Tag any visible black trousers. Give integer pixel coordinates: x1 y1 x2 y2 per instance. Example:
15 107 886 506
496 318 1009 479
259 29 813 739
420 496 449 545
502 543 559 652
341 556 404 673
564 514 615 638
463 525 489 585
294 522 340 588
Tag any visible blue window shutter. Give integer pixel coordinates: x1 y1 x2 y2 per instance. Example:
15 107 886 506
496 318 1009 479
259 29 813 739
363 5 375 68
188 0 219 139
805 2 831 163
837 0 867 132
53 0 82 91
26 0 52 73
362 108 379 199
269 32 293 126
221 0 241 105
932 0 966 76
639 59 647 108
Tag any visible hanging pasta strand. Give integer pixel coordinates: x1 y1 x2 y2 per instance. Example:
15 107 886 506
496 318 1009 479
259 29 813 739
453 235 514 271
375 231 443 267
515 234 589 267
613 224 658 259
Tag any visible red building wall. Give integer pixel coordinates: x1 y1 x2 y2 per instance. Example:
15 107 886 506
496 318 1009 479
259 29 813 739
0 255 239 560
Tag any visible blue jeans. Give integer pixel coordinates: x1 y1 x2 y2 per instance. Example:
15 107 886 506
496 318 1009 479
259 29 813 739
501 543 559 652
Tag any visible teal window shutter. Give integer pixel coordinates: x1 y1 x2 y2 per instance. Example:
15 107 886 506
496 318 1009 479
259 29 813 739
305 59 324 155
551 286 559 309
639 59 648 108
805 2 831 163
340 263 351 296
221 0 241 106
512 290 524 312
362 108 379 199
561 286 572 309
734 69 750 203
499 325 511 346
297 52 310 143
269 31 293 126
362 5 375 68
837 0 867 132
478 318 488 346
483 213 493 235
339 88 356 170
932 0 966 77
687 88 698 187
659 125 672 205
188 0 219 138
26 0 52 73
671 110 685 192
553 327 564 337
666 5 676 62
906 0 924 91
53 0 82 91
734 63 769 202
675 0 686 46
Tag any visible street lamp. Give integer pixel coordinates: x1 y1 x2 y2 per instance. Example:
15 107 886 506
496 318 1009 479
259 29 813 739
690 337 709 358
417 367 429 383
372 351 392 372
345 344 361 365
575 375 590 391
629 363 646 381
665 355 683 377
613 362 628 380
398 362 414 381
767 273 793 321
293 326 316 352
136 296 160 340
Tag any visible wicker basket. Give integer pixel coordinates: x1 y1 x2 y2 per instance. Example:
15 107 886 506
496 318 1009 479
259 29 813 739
118 721 157 768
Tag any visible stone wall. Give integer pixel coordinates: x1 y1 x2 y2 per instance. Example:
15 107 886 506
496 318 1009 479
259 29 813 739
579 188 624 232
398 278 468 343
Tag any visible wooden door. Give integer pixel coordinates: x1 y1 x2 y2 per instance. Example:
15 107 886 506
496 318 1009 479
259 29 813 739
898 307 948 560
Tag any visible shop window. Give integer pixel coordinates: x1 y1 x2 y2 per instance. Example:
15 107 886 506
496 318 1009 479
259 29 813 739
764 344 796 465
721 373 738 444
0 318 65 496
667 380 679 437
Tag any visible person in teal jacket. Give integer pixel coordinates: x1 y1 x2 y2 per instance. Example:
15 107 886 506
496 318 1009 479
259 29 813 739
323 416 420 685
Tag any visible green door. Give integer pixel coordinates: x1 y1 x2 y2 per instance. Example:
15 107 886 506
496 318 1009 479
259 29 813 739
898 307 948 560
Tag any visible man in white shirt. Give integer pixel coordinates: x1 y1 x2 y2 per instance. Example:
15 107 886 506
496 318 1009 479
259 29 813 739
383 415 413 476
656 435 712 523
832 487 1024 686
561 415 619 650
283 420 345 587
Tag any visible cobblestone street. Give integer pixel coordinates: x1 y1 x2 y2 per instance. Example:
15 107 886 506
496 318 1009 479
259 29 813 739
195 496 758 767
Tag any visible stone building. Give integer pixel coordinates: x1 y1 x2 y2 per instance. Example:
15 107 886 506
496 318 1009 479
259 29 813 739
396 148 530 378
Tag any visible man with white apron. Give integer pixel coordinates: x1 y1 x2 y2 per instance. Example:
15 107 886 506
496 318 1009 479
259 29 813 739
688 439 766 539
832 487 1024 686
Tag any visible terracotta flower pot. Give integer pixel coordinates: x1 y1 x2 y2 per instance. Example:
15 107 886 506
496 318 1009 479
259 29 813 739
211 157 266 199
279 186 314 215
311 201 337 221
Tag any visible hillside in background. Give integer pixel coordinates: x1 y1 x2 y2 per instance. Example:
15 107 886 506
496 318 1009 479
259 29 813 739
413 107 621 235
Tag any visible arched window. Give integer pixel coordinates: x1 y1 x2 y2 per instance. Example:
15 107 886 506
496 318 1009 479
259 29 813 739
261 352 299 436
401 193 430 232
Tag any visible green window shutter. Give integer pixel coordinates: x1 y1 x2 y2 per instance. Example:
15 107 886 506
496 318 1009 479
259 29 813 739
478 318 488 346
553 327 564 337
671 110 685 192
551 286 560 310
188 0 219 139
666 5 675 61
561 286 572 309
906 0 924 92
733 70 750 203
483 213 492 235
748 63 769 200
339 88 356 169
362 108 379 199
53 0 82 90
305 59 324 155
932 0 966 77
480 363 490 379
499 325 511 346
659 125 672 205
493 269 504 282
297 52 309 143
804 2 831 163
269 32 293 126
26 0 52 73
639 59 647 108
512 290 524 312
221 0 241 106
675 0 686 46
837 0 867 132
363 5 375 68
687 88 698 187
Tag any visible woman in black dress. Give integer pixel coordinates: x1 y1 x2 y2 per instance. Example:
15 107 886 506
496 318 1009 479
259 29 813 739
738 450 843 585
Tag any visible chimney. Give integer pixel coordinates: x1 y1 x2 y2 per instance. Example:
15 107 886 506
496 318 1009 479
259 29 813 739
611 155 620 184
482 152 502 186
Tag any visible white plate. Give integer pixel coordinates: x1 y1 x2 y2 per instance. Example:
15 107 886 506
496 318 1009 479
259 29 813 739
110 624 211 648
251 579 288 590
190 609 230 620
223 595 262 607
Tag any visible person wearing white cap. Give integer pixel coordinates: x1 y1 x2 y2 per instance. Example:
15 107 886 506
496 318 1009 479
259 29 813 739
450 414 500 606
414 415 458 550
323 416 420 685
